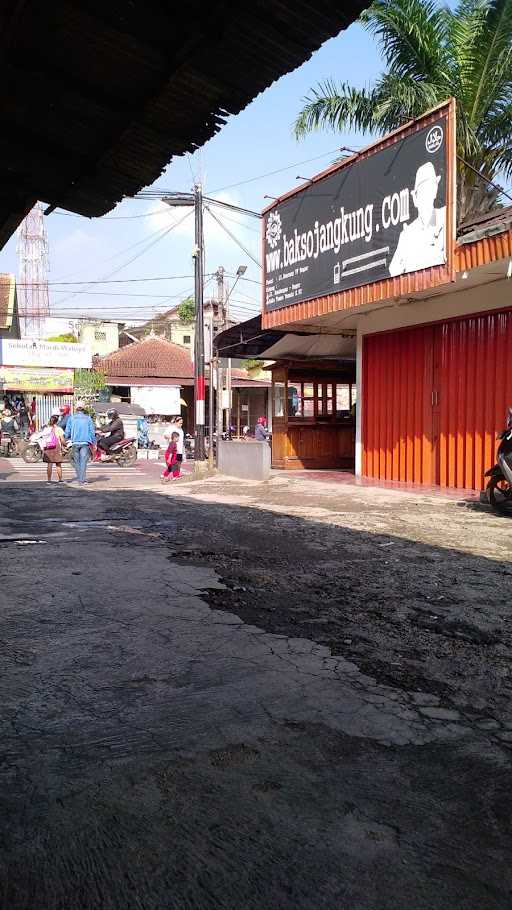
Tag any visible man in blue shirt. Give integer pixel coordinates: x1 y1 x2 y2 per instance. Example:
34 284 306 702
64 401 96 485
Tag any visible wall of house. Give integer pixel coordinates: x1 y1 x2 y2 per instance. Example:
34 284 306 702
79 322 120 357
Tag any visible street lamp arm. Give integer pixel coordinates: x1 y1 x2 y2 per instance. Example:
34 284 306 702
202 197 262 219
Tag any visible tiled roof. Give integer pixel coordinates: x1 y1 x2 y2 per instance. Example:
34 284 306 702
99 336 193 379
99 337 271 387
0 274 16 331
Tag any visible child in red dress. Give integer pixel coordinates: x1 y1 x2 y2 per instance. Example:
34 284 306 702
161 431 181 482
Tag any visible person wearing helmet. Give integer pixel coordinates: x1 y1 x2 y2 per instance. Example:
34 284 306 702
97 407 124 456
1 408 19 438
58 404 71 432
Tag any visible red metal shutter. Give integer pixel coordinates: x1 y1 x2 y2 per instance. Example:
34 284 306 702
363 326 435 484
436 310 512 490
363 309 512 491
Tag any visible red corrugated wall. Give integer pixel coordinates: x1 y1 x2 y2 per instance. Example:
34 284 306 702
363 309 512 490
363 325 435 485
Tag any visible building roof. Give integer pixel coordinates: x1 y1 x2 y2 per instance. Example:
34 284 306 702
99 334 270 387
124 299 227 340
457 205 512 244
99 335 194 380
0 275 17 331
0 1 367 249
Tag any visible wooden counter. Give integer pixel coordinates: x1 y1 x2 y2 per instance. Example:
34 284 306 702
271 421 355 470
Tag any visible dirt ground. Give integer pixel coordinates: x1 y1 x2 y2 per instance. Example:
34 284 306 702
175 474 512 723
1 471 512 909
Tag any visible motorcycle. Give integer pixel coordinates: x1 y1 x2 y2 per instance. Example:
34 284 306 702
0 433 20 457
21 434 72 464
92 437 138 467
485 408 512 510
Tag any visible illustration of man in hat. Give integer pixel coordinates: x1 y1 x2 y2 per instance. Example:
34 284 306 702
389 161 446 277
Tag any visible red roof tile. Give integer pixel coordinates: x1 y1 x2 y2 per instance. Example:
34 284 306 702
99 336 193 380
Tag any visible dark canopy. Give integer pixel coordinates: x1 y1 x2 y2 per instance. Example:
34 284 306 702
0 1 367 248
214 315 288 359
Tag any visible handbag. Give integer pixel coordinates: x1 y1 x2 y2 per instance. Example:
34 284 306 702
43 427 58 450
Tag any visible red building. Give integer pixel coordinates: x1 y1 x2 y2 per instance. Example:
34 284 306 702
255 100 512 492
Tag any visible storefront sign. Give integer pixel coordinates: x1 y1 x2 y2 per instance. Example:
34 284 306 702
264 110 453 311
130 385 181 415
0 338 91 368
0 366 74 393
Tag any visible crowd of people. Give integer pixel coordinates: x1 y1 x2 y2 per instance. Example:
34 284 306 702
31 401 126 484
2 398 268 485
0 394 36 440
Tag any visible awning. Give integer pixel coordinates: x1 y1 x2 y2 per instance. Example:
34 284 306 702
261 334 356 360
214 315 304 359
214 315 356 362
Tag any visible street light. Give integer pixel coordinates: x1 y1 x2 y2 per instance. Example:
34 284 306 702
162 188 207 462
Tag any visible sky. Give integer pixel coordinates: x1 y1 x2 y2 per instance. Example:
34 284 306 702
0 19 383 330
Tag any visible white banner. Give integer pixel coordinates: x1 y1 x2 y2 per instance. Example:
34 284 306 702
131 385 181 415
0 338 92 368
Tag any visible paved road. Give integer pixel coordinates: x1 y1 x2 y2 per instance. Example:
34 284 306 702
1 475 511 909
0 454 193 488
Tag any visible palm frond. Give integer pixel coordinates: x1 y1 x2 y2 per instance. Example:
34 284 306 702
361 0 451 82
294 81 377 139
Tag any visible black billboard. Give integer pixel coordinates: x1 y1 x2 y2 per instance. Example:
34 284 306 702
264 115 449 311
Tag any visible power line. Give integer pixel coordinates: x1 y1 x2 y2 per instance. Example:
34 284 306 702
19 274 198 287
205 207 262 268
206 147 342 194
47 290 192 298
55 211 194 307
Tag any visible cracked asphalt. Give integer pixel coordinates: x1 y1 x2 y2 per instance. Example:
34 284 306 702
1 474 512 909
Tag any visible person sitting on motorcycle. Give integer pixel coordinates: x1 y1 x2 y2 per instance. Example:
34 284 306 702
1 408 19 438
97 408 125 457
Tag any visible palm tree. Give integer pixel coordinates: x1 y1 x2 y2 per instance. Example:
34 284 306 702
294 0 512 223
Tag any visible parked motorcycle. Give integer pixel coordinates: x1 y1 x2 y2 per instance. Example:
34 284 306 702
21 434 72 464
0 433 20 457
93 437 137 467
485 408 512 510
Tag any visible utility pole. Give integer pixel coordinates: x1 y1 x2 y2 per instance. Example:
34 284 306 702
216 266 225 321
193 183 206 462
210 266 225 467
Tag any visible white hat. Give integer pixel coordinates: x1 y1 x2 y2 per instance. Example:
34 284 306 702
414 161 440 192
75 400 86 410
51 408 60 417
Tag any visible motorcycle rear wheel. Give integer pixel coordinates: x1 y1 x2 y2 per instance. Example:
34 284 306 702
117 444 137 467
22 444 42 464
487 476 512 511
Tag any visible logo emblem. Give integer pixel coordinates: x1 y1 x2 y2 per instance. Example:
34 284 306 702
426 125 443 154
266 211 282 249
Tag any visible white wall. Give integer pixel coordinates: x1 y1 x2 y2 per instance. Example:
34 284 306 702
79 322 119 357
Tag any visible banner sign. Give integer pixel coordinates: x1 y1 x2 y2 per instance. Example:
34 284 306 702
0 338 92 368
130 385 181 415
0 366 74 393
264 114 450 311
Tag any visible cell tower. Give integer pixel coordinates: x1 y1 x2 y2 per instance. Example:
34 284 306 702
17 201 50 338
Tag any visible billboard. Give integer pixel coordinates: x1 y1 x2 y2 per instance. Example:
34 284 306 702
0 366 74 393
264 108 454 312
0 338 92 368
